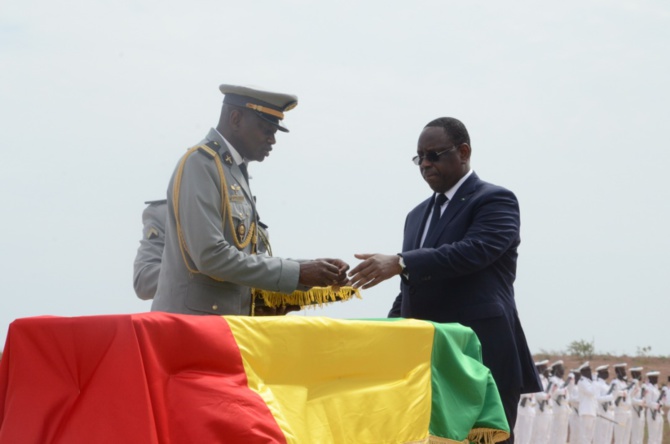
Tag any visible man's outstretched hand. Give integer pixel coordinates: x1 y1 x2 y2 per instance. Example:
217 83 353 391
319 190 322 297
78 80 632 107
347 253 401 289
299 258 349 287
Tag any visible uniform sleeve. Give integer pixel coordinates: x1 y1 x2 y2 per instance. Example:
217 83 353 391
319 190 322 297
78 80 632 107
133 203 167 300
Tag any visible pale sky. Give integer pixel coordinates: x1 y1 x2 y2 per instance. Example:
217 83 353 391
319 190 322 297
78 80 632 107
2 0 669 357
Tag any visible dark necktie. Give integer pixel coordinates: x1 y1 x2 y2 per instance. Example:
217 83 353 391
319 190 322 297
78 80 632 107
239 163 249 183
426 193 448 239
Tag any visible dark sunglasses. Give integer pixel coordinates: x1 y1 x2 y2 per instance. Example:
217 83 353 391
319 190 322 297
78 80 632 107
412 146 456 166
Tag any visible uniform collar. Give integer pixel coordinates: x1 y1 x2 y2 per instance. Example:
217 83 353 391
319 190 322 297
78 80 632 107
212 128 247 168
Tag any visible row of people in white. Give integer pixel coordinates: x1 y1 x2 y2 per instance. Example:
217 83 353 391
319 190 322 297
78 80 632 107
514 360 667 444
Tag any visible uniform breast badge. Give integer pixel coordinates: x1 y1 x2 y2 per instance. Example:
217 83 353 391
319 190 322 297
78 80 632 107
237 222 246 239
230 184 244 201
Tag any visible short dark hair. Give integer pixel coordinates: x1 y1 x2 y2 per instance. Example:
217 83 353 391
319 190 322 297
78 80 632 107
425 117 470 146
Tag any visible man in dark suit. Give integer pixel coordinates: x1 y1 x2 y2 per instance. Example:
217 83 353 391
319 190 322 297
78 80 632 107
348 117 541 443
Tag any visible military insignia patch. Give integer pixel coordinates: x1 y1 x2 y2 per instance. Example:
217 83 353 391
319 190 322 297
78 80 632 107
223 153 233 166
237 222 246 239
147 227 159 239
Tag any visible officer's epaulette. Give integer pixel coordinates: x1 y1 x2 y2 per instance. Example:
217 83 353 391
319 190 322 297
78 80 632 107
205 140 221 151
195 140 223 159
196 144 216 159
143 199 167 205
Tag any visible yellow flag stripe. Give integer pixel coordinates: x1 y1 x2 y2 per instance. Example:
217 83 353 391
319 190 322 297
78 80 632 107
226 316 435 444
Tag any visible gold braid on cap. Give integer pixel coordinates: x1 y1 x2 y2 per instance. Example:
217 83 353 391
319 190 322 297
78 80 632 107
173 144 257 281
245 103 284 119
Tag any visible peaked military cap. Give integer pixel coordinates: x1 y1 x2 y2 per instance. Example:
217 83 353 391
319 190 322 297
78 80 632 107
220 84 298 133
551 360 564 368
613 363 627 368
646 370 660 377
578 361 590 371
595 364 609 372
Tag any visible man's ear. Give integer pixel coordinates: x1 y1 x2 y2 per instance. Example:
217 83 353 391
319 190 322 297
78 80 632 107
229 108 243 130
457 143 471 163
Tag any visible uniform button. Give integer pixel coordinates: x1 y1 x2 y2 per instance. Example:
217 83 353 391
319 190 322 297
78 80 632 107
212 304 218 310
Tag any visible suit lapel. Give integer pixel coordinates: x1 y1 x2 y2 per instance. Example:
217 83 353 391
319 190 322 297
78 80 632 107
422 173 480 247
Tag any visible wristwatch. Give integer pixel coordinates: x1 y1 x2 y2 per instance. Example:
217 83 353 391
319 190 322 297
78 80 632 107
397 254 409 279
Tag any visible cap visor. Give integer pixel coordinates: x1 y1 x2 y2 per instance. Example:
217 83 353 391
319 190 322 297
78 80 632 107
256 112 289 133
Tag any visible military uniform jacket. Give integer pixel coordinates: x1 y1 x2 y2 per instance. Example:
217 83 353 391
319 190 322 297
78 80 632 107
133 199 167 300
550 375 570 412
595 378 615 415
152 129 300 315
612 378 632 411
578 378 600 416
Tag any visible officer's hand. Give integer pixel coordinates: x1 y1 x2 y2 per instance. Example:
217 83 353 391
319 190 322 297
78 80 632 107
348 253 401 289
319 258 350 280
299 259 349 287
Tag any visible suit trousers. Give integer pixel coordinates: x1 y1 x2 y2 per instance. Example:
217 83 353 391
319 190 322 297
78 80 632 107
498 388 521 444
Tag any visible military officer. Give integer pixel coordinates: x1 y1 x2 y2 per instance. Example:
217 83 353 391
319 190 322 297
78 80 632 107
530 360 552 444
578 362 599 444
548 360 569 444
133 199 167 300
644 371 664 444
629 366 646 444
514 392 535 444
132 199 285 312
594 364 615 444
151 84 349 316
567 370 581 444
611 363 633 444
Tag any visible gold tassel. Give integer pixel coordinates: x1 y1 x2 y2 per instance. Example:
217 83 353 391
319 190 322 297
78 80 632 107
252 286 361 309
420 428 509 444
465 428 510 444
